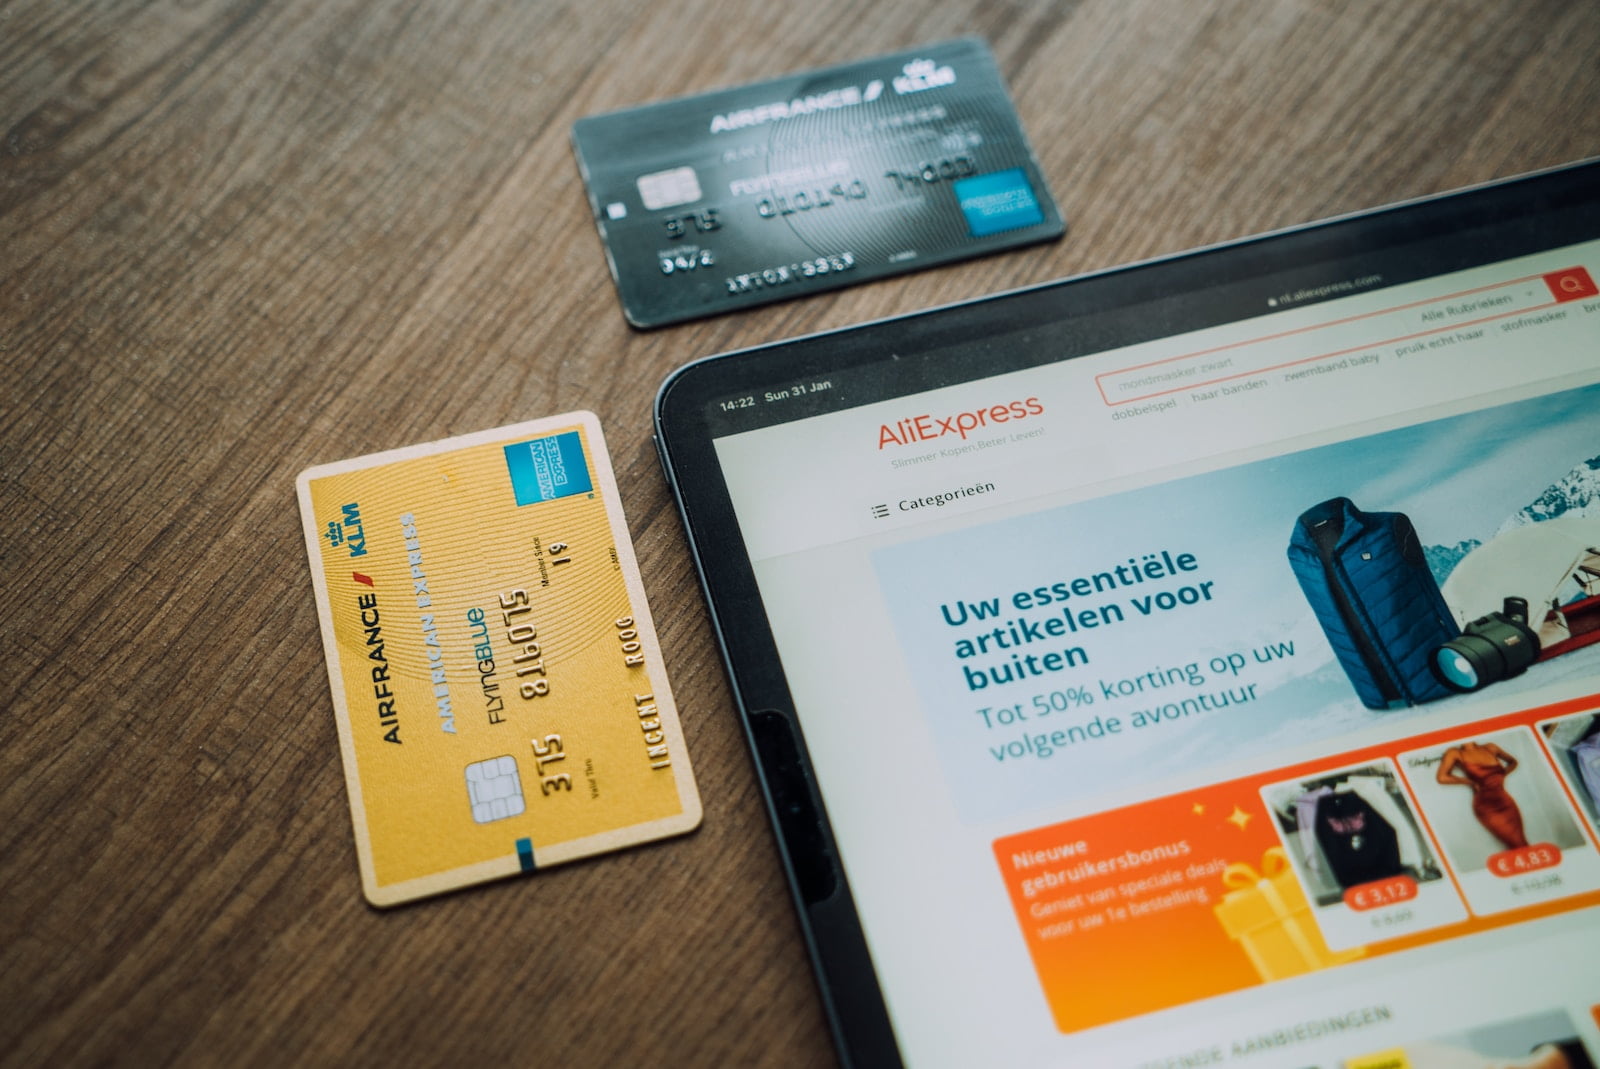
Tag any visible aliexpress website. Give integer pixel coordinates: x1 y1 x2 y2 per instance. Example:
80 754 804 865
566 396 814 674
711 240 1600 1067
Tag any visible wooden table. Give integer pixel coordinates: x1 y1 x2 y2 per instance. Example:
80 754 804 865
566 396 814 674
4 1 1597 1064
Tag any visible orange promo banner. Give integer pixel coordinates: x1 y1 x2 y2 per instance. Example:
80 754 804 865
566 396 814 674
993 694 1600 1033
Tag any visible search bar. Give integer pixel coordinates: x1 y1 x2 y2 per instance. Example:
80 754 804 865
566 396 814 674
1095 266 1597 405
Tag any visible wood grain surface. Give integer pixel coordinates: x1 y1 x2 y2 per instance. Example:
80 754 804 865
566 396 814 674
3 1 1597 1065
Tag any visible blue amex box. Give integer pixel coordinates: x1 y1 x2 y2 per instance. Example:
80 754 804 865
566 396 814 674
954 168 1046 237
504 431 594 506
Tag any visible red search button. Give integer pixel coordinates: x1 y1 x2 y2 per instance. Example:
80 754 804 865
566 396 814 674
1544 267 1598 302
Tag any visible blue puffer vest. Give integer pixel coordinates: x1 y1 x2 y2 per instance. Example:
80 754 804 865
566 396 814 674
1288 497 1459 709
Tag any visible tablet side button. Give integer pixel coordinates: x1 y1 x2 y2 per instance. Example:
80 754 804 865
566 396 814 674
651 433 672 489
748 709 838 904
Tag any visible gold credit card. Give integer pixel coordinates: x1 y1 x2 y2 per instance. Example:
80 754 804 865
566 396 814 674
297 413 700 906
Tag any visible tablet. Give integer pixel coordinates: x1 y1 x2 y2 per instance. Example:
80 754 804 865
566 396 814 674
655 159 1600 1068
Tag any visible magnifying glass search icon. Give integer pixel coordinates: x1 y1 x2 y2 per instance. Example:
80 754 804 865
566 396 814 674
1543 267 1597 302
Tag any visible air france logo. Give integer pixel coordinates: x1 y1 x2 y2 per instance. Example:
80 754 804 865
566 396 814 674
877 398 1044 449
709 80 884 133
893 58 956 94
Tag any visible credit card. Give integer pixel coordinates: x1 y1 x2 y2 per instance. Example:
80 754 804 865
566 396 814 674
571 37 1064 328
297 414 700 906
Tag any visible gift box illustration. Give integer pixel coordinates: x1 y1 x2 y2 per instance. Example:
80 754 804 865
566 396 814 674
1214 846 1365 981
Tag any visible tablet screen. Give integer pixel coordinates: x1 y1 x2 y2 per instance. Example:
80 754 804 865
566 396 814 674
665 164 1600 1067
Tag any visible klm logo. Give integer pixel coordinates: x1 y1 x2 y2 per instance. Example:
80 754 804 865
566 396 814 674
893 58 956 95
324 502 367 558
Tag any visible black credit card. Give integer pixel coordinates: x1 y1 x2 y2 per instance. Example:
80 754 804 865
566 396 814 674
571 38 1064 328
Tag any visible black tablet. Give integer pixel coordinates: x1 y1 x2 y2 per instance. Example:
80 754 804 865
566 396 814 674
655 160 1600 1068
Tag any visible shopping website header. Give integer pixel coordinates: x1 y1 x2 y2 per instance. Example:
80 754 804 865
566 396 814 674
714 241 1600 563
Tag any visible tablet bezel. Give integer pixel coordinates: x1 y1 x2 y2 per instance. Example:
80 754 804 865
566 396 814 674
653 158 1600 1068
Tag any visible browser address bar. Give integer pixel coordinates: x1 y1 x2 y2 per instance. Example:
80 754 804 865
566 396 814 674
1095 267 1598 405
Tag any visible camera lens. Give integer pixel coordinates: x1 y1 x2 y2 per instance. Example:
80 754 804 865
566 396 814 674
1431 611 1540 693
1433 645 1481 690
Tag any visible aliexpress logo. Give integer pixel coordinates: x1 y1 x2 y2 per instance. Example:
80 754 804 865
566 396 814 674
877 397 1044 449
